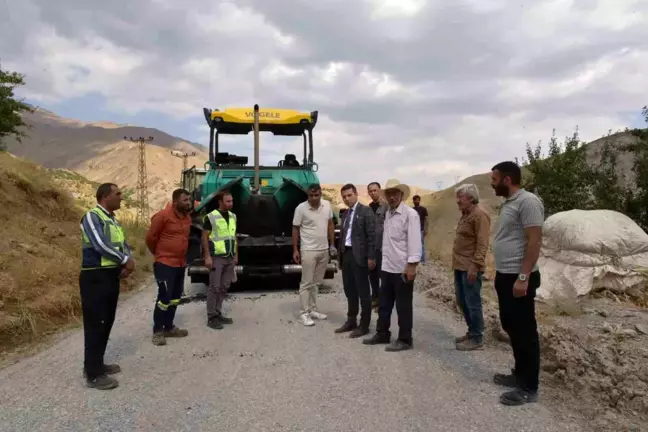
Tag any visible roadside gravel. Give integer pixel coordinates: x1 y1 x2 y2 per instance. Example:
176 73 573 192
0 273 585 432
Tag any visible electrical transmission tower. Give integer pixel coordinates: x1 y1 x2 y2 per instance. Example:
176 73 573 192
436 181 444 190
125 136 154 224
171 150 196 171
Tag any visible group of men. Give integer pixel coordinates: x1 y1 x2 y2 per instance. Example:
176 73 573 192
78 185 237 390
77 160 545 407
291 180 424 353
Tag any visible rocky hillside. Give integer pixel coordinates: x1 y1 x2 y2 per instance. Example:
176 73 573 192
4 108 208 211
5 108 431 212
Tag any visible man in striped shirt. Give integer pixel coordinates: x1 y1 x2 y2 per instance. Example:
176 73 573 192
80 183 135 390
490 161 544 406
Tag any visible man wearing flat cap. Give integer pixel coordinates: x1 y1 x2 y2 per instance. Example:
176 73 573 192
363 179 421 351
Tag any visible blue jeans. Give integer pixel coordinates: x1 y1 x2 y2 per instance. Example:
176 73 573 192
420 230 426 263
454 269 484 342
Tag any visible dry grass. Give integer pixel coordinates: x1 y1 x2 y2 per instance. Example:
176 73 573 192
0 152 152 355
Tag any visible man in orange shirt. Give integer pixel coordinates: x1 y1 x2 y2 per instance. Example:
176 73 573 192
145 188 193 346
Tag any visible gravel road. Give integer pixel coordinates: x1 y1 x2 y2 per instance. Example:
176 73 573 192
0 273 585 432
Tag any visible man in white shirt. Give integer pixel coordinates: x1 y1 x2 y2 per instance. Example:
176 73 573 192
363 180 421 351
292 183 337 326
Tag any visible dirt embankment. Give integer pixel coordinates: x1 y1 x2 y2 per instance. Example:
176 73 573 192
0 152 153 358
415 260 648 432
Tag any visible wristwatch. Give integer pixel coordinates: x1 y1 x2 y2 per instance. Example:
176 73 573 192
517 273 527 282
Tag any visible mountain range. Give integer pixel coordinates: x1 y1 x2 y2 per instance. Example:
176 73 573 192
4 108 433 211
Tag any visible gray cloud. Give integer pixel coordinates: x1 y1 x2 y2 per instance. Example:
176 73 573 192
1 0 647 189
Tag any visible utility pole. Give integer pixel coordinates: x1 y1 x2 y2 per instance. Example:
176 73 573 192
125 136 154 225
171 150 196 171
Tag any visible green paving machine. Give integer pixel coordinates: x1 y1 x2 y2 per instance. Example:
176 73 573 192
182 104 339 286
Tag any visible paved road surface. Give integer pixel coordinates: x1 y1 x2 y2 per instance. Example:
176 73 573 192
0 275 584 432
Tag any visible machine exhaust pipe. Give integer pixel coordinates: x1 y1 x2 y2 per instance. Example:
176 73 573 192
188 263 337 276
252 104 260 193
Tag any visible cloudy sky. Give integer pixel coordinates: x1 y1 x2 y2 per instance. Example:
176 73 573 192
2 0 647 189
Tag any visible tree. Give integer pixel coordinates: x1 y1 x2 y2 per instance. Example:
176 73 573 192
622 111 648 231
518 106 648 232
0 65 33 150
519 127 594 216
591 130 627 211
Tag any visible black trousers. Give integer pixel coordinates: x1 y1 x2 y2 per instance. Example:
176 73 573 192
376 271 414 343
368 252 382 301
79 267 121 380
153 262 186 332
342 249 372 329
495 271 541 393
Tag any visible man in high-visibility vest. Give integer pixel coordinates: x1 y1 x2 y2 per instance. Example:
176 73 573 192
79 183 135 390
202 190 238 329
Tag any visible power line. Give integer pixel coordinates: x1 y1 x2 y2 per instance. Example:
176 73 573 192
125 136 153 225
171 150 196 171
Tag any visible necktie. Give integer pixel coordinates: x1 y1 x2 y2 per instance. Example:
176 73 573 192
344 208 353 231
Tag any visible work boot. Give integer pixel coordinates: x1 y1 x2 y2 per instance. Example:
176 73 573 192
334 320 357 333
499 388 538 406
164 326 189 337
86 375 119 390
362 333 390 345
207 318 224 330
385 340 413 352
217 315 234 325
152 332 167 346
456 338 484 351
349 327 369 338
102 364 121 375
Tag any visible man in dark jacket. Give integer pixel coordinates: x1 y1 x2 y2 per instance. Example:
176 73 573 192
335 183 376 338
367 181 388 310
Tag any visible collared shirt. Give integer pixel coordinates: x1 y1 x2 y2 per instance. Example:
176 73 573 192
493 189 544 273
452 204 491 272
344 202 358 247
293 199 333 251
381 202 421 273
81 204 131 265
369 201 380 214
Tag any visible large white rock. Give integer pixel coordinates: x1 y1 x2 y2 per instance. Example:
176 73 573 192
537 209 648 299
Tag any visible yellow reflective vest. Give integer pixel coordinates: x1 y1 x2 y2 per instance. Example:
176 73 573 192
206 210 237 257
81 207 127 269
